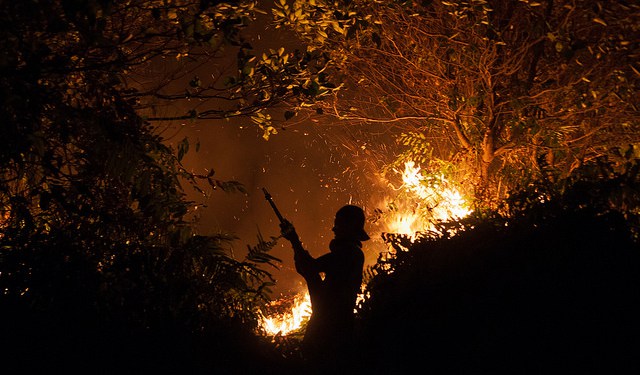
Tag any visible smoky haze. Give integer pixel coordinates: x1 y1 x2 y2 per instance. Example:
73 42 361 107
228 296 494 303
147 8 403 296
164 118 398 295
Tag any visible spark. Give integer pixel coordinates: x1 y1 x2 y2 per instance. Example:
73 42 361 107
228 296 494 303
381 160 471 240
260 291 311 336
260 160 470 336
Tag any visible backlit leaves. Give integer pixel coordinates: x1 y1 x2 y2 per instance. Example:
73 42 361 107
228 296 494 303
272 0 640 203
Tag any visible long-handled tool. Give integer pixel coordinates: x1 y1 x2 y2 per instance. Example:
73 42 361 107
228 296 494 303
262 187 287 224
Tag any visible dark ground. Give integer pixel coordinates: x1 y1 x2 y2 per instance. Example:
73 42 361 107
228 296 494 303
2 211 638 375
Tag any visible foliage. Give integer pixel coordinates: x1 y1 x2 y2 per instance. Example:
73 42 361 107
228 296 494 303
0 0 289 371
273 0 640 202
93 0 341 139
356 158 640 373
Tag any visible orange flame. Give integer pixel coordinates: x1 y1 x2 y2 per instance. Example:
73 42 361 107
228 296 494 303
260 160 470 335
0 210 9 240
382 160 470 240
261 291 311 336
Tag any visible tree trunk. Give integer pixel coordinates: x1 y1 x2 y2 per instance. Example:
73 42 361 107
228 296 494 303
480 130 495 183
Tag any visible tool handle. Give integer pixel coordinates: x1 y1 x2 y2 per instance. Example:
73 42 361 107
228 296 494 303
262 188 286 224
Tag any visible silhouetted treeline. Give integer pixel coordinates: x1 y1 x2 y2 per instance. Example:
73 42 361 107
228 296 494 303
0 1 285 373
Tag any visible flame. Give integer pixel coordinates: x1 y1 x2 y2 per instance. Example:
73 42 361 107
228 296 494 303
402 161 469 220
260 160 470 336
261 291 311 336
382 161 470 240
0 210 9 240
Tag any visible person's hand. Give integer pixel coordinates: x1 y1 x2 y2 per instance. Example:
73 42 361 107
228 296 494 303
280 220 300 242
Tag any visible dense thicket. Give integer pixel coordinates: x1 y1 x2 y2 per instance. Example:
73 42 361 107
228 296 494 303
0 1 285 372
355 159 640 374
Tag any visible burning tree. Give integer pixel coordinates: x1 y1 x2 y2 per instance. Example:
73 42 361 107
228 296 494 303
273 0 640 203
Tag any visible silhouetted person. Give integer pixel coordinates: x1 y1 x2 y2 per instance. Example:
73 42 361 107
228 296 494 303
280 205 369 370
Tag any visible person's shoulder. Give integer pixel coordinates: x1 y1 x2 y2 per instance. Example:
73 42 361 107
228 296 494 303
348 242 364 259
355 246 364 260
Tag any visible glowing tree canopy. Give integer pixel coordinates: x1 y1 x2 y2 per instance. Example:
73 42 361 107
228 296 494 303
273 0 640 202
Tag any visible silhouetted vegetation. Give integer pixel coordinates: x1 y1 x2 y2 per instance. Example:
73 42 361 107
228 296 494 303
355 158 640 374
0 1 286 373
1 1 638 374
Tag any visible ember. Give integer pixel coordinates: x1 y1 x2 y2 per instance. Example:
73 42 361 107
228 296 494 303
260 160 470 336
382 160 471 240
261 291 311 336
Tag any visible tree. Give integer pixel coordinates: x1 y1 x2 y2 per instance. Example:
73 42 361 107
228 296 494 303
272 0 640 203
107 0 339 139
0 1 290 370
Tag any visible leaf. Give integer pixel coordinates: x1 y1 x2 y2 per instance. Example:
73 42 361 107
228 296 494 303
284 110 296 120
592 17 607 26
330 21 344 34
189 76 201 87
555 41 563 52
177 137 189 162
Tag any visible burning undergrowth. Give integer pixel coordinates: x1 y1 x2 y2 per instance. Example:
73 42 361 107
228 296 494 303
356 203 639 373
259 159 472 336
260 289 311 337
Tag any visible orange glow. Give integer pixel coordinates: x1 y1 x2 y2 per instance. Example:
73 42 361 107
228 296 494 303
261 291 311 336
381 160 471 240
260 160 470 336
0 210 9 239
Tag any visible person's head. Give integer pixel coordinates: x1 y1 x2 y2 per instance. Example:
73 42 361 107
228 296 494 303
332 205 370 241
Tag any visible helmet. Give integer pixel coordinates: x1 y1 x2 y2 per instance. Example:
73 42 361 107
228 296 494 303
333 205 370 241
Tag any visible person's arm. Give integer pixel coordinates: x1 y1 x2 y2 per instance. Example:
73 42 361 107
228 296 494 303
280 220 317 278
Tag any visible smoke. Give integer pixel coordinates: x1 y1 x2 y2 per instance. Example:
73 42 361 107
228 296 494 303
165 118 396 295
152 8 403 296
